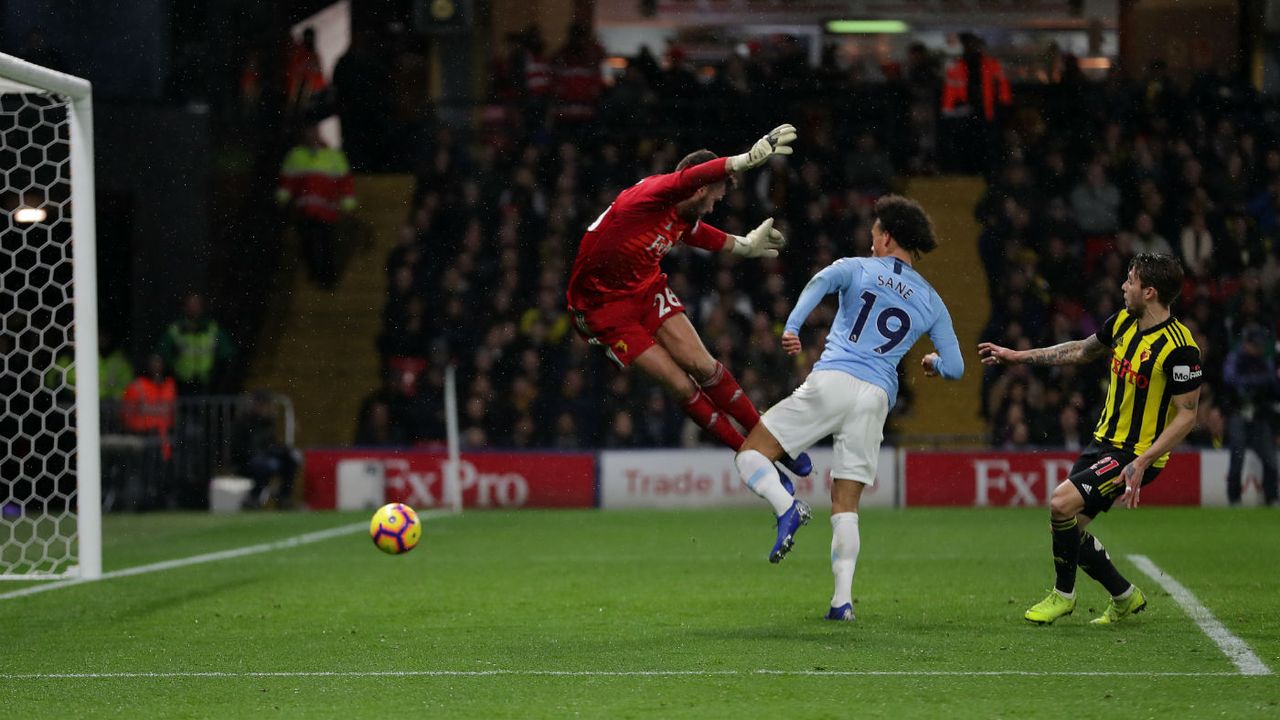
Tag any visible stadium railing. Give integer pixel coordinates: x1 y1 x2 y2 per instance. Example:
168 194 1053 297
98 394 295 511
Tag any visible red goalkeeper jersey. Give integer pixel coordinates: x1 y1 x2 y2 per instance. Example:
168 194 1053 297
566 158 730 309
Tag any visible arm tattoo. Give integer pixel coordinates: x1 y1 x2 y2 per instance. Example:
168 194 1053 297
1177 396 1198 412
1019 336 1109 366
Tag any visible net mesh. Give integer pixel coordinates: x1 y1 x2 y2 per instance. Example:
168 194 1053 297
0 89 79 577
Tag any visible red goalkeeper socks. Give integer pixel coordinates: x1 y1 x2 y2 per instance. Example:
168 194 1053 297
700 362 761 431
683 389 745 450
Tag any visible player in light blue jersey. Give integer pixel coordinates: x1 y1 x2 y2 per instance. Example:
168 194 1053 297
733 195 964 621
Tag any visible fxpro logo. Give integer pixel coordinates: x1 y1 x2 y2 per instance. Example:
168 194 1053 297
972 458 1076 506
1111 356 1149 388
350 458 529 508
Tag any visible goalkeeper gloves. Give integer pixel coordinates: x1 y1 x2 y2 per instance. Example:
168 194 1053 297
728 123 798 173
732 218 786 258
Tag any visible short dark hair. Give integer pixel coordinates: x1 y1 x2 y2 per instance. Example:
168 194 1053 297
676 149 718 171
874 195 938 257
1129 253 1184 307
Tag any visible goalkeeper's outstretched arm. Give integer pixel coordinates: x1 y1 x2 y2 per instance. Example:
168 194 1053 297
728 124 798 173
685 218 787 259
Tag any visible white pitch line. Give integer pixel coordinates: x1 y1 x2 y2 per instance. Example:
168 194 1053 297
1129 554 1272 676
0 670 1253 680
0 512 450 603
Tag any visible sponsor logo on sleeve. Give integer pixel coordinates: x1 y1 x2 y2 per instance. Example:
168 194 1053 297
1172 365 1202 382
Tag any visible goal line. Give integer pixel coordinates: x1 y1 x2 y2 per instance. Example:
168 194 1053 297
0 512 452 603
0 669 1258 680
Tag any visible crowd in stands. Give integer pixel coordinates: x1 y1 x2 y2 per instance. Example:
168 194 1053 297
351 25 1279 468
976 61 1280 474
356 26 938 449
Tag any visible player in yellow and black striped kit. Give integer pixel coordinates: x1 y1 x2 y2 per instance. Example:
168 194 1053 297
979 254 1203 625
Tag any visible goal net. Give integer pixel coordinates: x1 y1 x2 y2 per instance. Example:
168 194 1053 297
0 53 100 580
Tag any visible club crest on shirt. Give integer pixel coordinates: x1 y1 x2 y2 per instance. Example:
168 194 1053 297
613 340 629 355
1139 348 1151 363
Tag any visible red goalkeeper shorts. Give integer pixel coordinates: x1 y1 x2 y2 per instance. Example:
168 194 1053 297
568 276 686 368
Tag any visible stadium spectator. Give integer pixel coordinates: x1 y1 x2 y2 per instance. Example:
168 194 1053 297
333 30 393 172
276 123 357 290
285 27 326 115
97 331 136 400
519 286 571 345
387 31 435 161
1221 324 1280 506
903 42 942 173
1246 178 1280 238
120 353 177 508
845 132 896 195
517 25 552 133
44 330 135 401
550 22 605 133
121 354 177 447
635 387 681 447
1069 161 1121 236
1178 212 1215 279
1043 404 1086 452
232 390 300 510
354 399 408 447
156 293 236 395
603 409 641 448
1118 212 1173 257
940 32 1010 174
550 411 583 448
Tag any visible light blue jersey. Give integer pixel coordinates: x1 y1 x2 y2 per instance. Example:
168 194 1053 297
784 256 964 407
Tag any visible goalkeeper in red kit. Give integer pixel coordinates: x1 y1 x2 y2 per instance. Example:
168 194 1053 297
566 124 812 479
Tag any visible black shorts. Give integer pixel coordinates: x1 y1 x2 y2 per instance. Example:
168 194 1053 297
1068 441 1163 517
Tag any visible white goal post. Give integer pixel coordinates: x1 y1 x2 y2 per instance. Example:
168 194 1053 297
0 53 100 580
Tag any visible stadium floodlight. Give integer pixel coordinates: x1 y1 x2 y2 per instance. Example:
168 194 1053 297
14 206 47 223
825 20 910 34
0 53 100 580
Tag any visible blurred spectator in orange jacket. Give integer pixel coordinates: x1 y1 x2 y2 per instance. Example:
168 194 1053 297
121 353 177 460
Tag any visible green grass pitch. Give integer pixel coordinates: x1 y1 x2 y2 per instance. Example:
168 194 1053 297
1 507 1278 718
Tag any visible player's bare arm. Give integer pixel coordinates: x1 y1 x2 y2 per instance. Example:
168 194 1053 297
1119 387 1200 509
978 335 1109 367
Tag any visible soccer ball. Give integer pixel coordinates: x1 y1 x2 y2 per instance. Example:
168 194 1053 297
369 503 421 555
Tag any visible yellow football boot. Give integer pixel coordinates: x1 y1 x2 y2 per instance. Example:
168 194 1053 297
1024 590 1076 624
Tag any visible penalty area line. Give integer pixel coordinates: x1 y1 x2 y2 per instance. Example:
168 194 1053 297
0 670 1254 680
1128 554 1272 676
0 511 452 603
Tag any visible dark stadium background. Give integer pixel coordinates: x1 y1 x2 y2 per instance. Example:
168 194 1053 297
2 0 1278 511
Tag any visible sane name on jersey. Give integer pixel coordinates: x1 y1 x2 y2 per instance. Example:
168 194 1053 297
877 275 914 300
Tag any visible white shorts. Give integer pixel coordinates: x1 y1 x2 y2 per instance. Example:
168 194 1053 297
761 370 889 484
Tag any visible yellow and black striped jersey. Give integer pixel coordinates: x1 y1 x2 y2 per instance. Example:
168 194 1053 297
1092 309 1202 467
